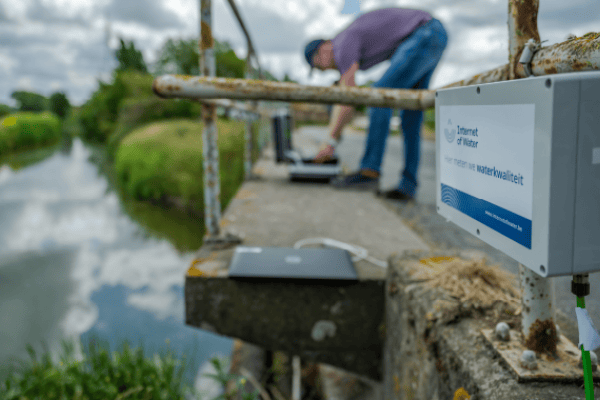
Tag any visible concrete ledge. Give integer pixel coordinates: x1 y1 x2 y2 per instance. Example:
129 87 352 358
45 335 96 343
184 135 429 383
185 246 385 380
385 250 589 400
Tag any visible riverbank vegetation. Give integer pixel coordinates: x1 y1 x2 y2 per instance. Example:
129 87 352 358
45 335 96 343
0 336 255 400
114 118 267 217
0 112 62 157
0 36 283 400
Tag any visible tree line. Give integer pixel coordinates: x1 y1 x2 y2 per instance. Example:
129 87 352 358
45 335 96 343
1 36 295 120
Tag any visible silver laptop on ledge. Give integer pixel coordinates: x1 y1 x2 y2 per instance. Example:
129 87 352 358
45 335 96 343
228 246 358 281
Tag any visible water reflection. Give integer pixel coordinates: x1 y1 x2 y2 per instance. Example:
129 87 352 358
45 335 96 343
0 138 232 391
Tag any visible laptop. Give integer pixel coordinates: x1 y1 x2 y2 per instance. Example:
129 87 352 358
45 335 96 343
272 109 342 182
228 246 358 281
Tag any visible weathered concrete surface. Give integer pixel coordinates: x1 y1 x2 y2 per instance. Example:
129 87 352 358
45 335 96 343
385 250 590 400
186 250 386 379
185 131 430 383
319 364 383 400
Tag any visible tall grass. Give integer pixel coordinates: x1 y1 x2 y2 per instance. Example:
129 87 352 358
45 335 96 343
0 335 261 400
114 118 264 216
0 112 62 157
1 336 198 400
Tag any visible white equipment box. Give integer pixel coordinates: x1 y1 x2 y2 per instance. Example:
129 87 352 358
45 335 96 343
435 71 600 277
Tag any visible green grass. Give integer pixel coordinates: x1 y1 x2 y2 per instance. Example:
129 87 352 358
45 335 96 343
106 97 202 157
424 107 435 131
114 118 263 217
0 112 62 157
1 337 197 400
0 336 260 400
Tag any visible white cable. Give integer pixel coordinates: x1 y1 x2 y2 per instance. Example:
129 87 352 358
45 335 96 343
293 237 388 268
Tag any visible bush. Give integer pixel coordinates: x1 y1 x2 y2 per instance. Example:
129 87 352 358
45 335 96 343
107 97 202 156
79 78 128 142
114 118 258 215
79 70 154 143
49 92 71 120
11 91 48 113
0 103 14 118
0 112 61 156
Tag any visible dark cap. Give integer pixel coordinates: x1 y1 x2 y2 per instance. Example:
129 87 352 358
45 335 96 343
304 39 324 77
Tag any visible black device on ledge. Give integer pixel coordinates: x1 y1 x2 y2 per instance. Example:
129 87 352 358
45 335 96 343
272 109 342 182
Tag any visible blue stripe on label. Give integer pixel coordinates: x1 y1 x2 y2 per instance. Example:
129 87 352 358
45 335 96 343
441 183 532 249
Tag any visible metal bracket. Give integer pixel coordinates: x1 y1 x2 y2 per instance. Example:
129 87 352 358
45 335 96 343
203 232 244 250
481 329 600 382
518 38 548 77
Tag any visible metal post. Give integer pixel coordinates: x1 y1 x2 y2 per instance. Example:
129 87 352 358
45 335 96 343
519 265 557 352
199 0 221 238
507 0 541 80
244 52 255 180
507 0 557 352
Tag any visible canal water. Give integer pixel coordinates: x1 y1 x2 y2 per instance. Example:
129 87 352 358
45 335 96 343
0 137 232 397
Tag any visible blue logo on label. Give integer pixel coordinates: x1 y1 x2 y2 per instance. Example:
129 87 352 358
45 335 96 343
444 119 456 143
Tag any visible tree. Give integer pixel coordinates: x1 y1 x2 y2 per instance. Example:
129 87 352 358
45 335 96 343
11 91 48 112
214 40 246 78
153 38 199 76
49 92 71 120
282 73 298 83
115 38 148 73
153 37 281 81
0 104 14 117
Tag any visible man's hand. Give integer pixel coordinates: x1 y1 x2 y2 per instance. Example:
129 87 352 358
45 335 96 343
314 144 336 163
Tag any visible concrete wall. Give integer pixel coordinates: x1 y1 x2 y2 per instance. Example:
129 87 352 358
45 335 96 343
384 250 589 400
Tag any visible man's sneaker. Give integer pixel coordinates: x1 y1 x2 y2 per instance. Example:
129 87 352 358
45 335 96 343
331 170 379 191
376 188 414 201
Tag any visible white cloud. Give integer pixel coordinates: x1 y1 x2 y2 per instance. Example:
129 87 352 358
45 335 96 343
104 0 182 29
5 201 120 251
16 77 34 90
0 51 16 74
0 0 599 106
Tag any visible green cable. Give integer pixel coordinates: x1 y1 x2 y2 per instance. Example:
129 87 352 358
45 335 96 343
578 296 595 400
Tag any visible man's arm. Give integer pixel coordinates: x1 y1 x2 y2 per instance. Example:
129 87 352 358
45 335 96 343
329 62 359 141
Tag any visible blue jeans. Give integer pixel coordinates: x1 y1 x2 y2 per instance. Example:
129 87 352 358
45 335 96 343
360 18 447 197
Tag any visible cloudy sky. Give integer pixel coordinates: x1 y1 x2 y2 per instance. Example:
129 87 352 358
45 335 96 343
0 0 599 107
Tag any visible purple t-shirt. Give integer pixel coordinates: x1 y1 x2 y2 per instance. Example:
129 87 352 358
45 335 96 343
331 8 432 75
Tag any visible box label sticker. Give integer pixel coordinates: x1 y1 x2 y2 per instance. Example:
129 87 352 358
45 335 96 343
439 104 535 249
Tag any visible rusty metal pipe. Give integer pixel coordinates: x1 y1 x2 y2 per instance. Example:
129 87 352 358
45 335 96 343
202 98 269 118
199 0 221 238
440 33 600 89
225 0 262 75
530 32 600 75
153 75 436 110
439 64 510 89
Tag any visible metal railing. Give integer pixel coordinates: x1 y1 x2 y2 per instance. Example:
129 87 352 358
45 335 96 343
160 0 600 352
